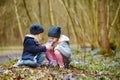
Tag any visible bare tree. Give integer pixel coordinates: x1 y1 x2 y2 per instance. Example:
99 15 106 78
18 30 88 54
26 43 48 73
14 0 24 41
59 0 79 48
63 0 70 38
98 0 111 56
23 0 32 23
48 0 55 25
38 0 42 24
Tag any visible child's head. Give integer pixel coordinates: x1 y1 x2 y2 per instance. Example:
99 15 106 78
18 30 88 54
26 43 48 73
48 25 61 43
30 23 44 41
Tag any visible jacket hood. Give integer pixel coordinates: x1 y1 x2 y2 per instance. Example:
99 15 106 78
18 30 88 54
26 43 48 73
25 34 40 42
25 34 35 38
58 35 69 43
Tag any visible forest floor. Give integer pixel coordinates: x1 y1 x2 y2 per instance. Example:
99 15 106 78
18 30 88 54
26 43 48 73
0 49 120 80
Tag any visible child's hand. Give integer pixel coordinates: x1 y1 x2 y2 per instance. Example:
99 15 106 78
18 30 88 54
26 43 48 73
45 43 52 50
47 40 54 46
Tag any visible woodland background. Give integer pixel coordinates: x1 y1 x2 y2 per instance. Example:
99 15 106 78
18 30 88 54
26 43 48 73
0 0 120 52
0 0 120 79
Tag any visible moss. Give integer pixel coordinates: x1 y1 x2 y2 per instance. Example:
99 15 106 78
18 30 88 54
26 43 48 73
109 39 117 50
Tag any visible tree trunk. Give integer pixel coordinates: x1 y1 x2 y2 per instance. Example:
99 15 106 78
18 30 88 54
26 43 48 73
14 0 24 42
65 0 70 38
23 0 32 23
98 0 111 56
48 0 55 25
59 0 78 48
38 0 42 24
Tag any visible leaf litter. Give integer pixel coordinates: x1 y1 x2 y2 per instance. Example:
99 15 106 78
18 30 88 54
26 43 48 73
0 50 120 80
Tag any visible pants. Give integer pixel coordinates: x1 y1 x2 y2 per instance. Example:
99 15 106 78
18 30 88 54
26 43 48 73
15 53 45 67
45 49 64 67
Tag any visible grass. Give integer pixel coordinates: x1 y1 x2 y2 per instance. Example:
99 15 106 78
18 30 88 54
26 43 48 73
0 46 23 50
0 46 23 55
0 49 120 80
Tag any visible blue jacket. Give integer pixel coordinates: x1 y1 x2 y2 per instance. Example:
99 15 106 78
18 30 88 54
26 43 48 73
22 35 46 60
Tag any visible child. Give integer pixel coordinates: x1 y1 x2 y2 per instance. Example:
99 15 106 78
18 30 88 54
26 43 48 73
46 26 72 68
14 23 51 68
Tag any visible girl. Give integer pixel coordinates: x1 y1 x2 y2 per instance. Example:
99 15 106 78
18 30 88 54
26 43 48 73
46 26 72 68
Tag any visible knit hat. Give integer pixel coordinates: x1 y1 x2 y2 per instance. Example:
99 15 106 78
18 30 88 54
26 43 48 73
29 23 44 35
48 25 61 38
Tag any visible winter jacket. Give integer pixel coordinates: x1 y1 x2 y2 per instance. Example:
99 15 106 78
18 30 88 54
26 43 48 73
22 34 46 60
55 35 72 58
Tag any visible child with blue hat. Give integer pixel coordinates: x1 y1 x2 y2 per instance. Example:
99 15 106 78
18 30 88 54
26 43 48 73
14 23 52 68
46 25 72 68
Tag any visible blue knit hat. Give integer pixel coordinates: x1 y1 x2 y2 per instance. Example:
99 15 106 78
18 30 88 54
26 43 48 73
48 25 61 38
30 23 44 35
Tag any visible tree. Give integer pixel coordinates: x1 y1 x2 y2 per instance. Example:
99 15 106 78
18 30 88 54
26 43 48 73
48 0 55 25
23 0 32 23
38 0 42 24
98 0 111 56
14 0 24 42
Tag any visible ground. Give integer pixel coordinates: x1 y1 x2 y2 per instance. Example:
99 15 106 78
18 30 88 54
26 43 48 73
0 49 120 80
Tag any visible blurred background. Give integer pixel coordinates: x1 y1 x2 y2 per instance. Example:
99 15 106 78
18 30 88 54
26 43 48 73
0 0 120 51
0 1 120 79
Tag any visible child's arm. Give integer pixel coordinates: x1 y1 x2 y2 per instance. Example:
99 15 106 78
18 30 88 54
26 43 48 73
25 39 47 53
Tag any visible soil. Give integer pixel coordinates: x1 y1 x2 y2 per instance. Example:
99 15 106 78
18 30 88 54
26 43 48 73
0 50 22 64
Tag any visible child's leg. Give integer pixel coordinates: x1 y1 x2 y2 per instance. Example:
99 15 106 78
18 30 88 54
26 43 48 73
13 59 37 67
22 60 37 67
36 53 46 67
13 59 36 67
13 59 24 67
63 56 71 68
45 50 57 66
54 50 64 67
